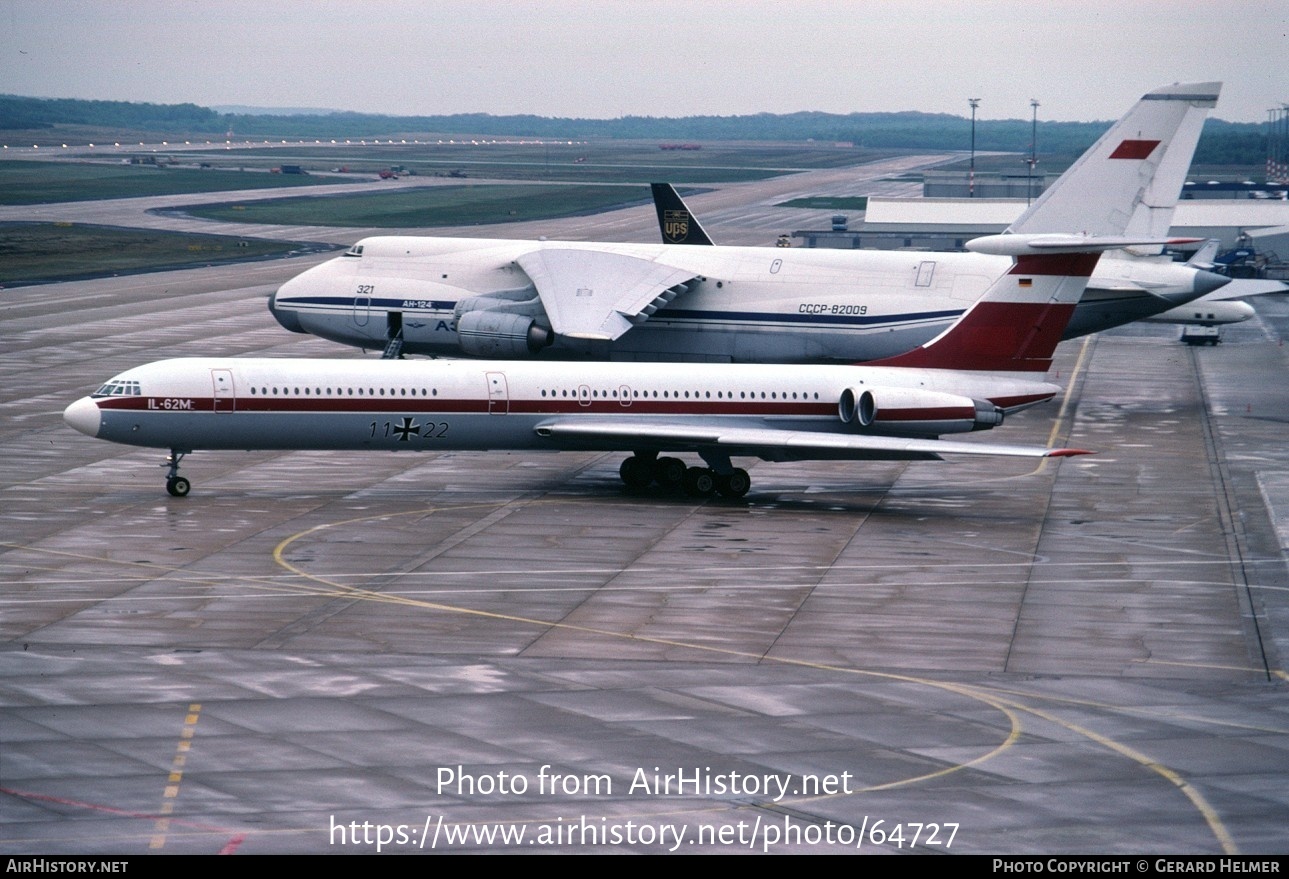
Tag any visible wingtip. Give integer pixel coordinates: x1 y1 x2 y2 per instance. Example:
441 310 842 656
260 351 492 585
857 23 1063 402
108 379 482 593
1047 448 1095 458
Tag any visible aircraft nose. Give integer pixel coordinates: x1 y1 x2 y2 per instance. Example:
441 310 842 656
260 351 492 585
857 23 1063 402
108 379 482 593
1193 269 1231 297
268 289 306 334
63 397 102 437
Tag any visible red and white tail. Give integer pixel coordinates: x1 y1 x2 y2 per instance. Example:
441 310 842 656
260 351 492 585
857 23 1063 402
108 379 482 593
869 81 1221 375
865 247 1099 373
1010 82 1220 245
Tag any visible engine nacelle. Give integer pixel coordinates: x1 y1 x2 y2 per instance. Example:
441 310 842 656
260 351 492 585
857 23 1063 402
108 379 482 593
838 386 1003 436
456 310 552 357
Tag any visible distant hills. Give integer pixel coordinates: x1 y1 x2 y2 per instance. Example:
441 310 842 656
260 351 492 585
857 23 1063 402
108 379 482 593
0 94 1268 165
210 105 347 117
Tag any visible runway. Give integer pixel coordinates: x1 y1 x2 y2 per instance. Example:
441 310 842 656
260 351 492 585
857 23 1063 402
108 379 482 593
2 160 1288 854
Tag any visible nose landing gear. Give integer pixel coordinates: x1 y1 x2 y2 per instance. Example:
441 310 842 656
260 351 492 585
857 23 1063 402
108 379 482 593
162 449 192 497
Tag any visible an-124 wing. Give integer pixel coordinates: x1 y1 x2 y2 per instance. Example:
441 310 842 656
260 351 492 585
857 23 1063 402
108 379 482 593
533 419 1091 461
515 249 700 340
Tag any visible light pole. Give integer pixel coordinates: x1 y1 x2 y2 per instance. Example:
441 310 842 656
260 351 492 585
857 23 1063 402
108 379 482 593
1027 99 1040 204
969 98 980 197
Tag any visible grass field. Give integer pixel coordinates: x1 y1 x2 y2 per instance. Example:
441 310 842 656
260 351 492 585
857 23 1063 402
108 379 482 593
0 160 340 205
778 196 870 210
184 183 659 227
0 140 906 280
223 140 888 183
0 223 323 285
15 139 888 186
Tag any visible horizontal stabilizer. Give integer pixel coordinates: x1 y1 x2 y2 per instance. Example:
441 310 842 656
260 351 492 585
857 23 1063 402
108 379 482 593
1211 278 1289 299
967 233 1201 257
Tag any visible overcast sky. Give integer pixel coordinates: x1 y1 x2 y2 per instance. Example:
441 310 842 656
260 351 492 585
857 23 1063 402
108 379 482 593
3 1 1285 124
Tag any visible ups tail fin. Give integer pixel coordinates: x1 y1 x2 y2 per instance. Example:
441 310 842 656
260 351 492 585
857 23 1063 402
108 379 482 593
1009 82 1220 248
651 183 716 245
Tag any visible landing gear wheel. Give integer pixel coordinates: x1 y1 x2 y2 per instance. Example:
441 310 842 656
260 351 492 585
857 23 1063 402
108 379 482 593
161 450 191 496
683 466 716 497
716 468 750 499
619 455 654 490
652 456 686 490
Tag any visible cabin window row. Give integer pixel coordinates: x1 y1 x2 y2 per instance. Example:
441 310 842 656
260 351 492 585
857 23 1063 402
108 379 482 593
538 388 821 401
248 386 439 397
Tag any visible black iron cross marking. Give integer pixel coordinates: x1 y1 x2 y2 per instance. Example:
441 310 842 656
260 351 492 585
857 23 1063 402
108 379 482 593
392 416 420 442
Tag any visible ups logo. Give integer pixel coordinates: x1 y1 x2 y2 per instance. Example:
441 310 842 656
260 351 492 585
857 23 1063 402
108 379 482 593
663 209 690 243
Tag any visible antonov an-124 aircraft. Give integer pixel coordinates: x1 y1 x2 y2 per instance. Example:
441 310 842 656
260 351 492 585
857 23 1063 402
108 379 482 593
267 82 1225 363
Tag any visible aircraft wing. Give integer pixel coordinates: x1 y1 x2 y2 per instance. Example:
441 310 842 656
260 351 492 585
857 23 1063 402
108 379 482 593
1246 224 1289 241
515 249 700 341
534 419 1090 461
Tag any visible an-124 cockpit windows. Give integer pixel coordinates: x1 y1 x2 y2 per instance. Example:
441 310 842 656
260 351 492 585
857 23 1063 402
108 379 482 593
91 380 142 398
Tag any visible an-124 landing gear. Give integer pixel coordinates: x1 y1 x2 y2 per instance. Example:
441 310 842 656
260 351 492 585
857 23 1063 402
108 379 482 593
618 453 750 499
162 449 191 497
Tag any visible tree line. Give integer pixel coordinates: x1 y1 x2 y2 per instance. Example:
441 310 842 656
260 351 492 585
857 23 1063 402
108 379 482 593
0 94 1268 166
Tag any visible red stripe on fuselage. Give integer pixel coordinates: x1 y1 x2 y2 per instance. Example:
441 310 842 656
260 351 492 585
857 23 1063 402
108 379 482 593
94 396 839 418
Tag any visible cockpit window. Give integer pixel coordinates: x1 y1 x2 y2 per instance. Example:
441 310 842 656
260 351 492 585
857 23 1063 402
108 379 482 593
343 244 364 258
91 380 142 398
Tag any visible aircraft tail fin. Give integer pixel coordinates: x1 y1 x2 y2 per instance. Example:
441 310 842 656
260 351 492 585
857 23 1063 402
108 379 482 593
866 246 1096 373
869 82 1220 375
867 234 1194 373
651 183 716 245
1008 82 1220 252
1186 238 1221 269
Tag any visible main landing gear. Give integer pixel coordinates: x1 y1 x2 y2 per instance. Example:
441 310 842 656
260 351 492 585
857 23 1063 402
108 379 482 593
162 449 191 497
618 453 750 499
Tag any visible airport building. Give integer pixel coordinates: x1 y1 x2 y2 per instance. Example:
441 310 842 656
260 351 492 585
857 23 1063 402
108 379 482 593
922 171 1289 202
794 188 1289 276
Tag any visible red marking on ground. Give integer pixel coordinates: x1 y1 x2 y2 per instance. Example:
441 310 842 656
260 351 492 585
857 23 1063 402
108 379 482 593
1 785 244 850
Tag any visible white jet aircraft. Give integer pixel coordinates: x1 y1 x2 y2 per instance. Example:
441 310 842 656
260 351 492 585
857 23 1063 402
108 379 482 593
267 82 1226 362
1142 240 1285 332
67 230 1195 498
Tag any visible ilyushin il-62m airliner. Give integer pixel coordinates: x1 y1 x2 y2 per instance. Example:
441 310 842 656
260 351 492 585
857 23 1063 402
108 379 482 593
66 232 1197 498
266 82 1224 363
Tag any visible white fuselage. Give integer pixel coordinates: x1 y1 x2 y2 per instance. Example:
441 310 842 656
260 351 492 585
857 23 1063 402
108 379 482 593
64 357 1058 457
269 237 1225 362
